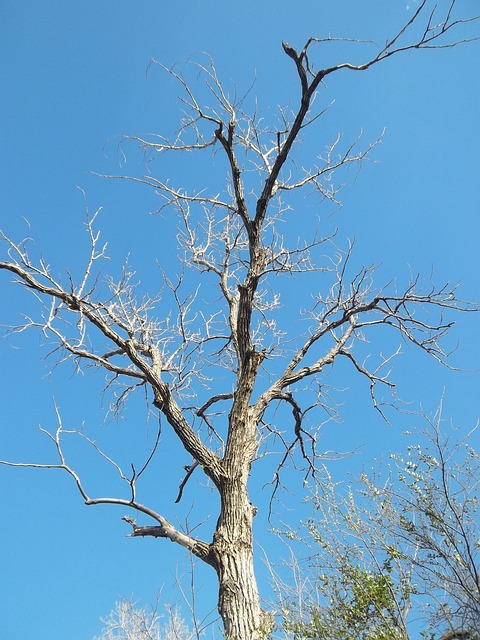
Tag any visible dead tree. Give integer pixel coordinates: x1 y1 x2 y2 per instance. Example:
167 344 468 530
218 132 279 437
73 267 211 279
1 3 478 639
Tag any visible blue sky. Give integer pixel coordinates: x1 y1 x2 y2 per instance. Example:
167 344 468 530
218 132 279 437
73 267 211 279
1 2 479 638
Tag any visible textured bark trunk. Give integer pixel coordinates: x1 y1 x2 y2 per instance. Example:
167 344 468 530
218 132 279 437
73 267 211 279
210 348 270 639
212 477 266 640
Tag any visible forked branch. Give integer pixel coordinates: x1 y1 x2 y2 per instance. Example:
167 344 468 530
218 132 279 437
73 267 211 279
0 411 214 565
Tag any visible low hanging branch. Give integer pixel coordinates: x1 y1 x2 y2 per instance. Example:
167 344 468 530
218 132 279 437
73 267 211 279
122 516 214 565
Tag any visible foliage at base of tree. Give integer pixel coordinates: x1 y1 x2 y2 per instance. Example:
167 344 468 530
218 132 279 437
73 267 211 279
276 410 480 640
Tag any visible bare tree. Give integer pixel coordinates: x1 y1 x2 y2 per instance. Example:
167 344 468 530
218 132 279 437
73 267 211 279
0 3 478 639
94 598 198 640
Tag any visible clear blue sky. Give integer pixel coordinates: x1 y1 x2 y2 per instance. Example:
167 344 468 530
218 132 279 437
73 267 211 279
1 2 479 638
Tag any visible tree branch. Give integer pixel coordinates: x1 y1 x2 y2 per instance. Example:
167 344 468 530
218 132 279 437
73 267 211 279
122 516 214 566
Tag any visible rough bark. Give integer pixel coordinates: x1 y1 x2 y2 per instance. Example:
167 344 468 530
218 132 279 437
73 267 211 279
212 478 264 639
210 352 268 638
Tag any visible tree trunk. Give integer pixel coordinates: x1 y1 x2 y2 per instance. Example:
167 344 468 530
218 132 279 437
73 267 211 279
207 348 271 639
212 476 267 640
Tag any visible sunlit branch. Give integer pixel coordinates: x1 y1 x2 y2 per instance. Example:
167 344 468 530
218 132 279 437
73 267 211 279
0 412 214 565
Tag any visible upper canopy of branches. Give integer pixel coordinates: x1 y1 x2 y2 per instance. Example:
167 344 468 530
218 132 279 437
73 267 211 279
0 0 478 528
